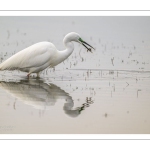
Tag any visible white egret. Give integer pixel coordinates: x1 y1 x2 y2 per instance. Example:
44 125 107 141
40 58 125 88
0 32 94 77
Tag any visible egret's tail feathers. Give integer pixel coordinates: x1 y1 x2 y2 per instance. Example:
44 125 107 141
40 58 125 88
0 63 5 71
0 63 2 69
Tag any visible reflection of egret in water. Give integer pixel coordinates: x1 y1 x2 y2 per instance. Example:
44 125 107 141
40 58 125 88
63 97 94 117
0 79 93 117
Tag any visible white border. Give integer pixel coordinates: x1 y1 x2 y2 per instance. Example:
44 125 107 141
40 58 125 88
0 10 150 16
0 10 150 140
0 134 150 139
0 0 150 11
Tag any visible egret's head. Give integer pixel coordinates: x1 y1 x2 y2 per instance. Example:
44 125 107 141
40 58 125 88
64 32 95 53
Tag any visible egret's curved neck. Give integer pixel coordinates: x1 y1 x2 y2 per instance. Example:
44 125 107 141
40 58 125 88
57 37 74 62
63 36 74 56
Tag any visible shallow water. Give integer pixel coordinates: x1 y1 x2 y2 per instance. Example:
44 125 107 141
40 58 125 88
0 17 150 134
0 69 150 134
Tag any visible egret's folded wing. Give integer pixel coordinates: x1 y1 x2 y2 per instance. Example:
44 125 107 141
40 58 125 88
0 42 56 70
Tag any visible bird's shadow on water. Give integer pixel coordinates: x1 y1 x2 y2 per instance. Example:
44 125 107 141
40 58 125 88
0 77 93 118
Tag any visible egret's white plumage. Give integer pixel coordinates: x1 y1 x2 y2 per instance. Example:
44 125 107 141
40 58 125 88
0 32 94 77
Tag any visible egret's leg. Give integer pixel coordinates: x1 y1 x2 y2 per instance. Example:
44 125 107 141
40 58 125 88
27 73 31 78
37 73 40 78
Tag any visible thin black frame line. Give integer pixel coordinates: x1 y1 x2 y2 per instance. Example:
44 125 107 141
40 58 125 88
0 139 150 140
0 10 150 11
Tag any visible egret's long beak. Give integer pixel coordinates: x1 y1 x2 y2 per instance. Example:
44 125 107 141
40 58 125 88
79 38 95 53
82 41 95 53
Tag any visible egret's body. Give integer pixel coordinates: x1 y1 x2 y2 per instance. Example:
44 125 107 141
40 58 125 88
0 32 94 77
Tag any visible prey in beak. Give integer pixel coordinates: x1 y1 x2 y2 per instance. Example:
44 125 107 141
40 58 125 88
78 38 95 53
